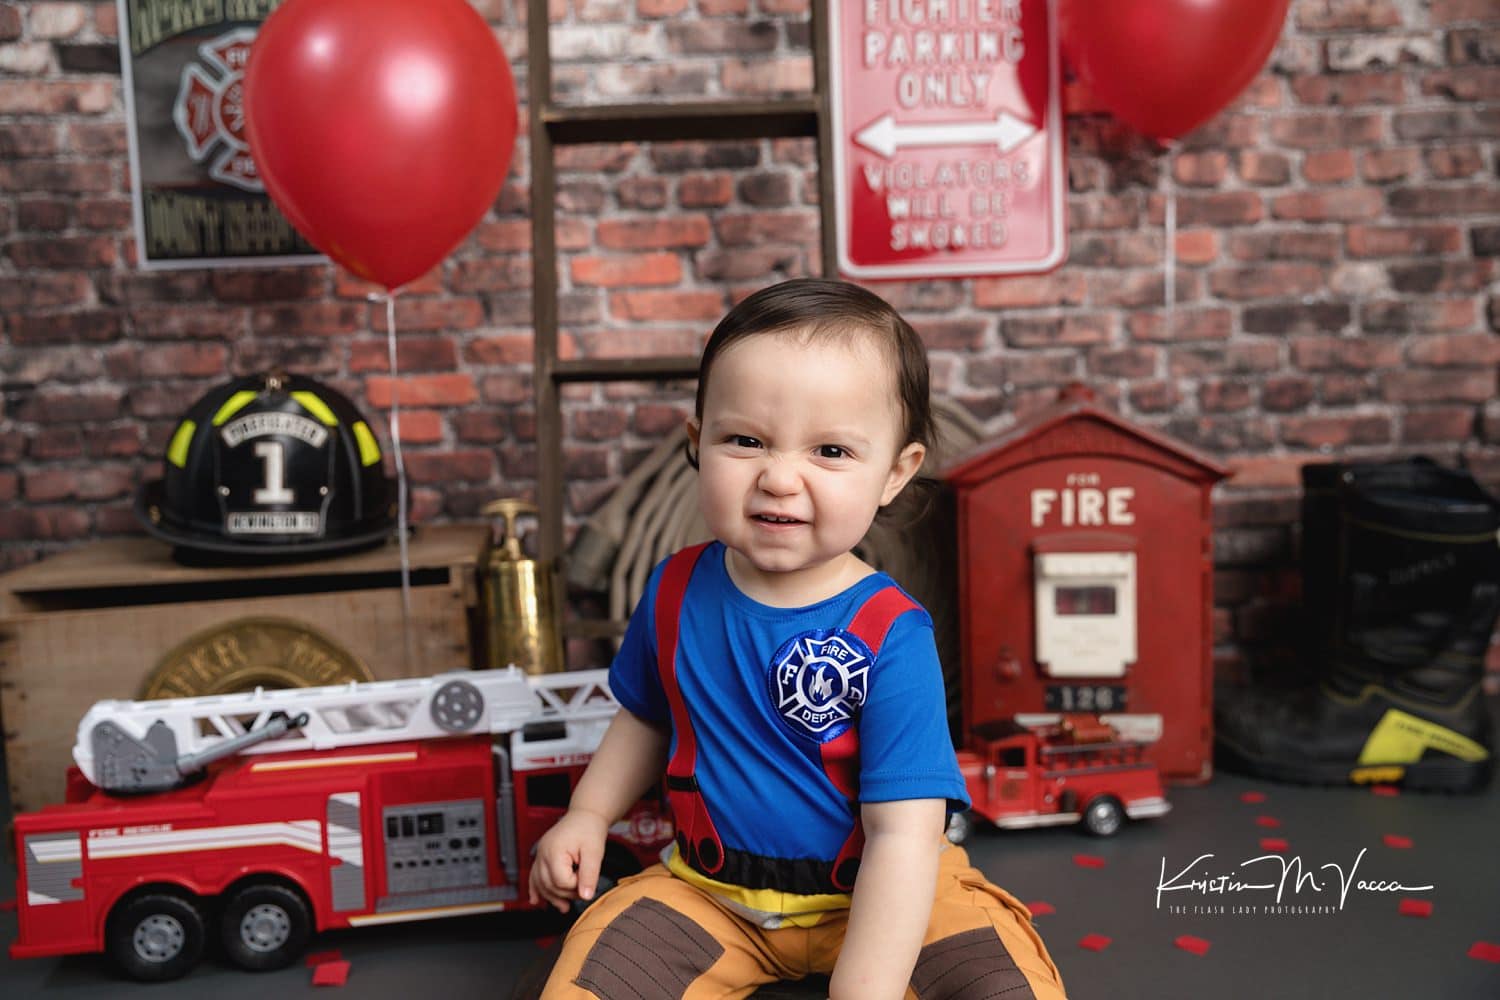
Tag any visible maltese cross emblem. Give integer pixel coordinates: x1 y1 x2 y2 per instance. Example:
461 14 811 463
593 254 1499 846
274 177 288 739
768 629 873 742
173 29 262 192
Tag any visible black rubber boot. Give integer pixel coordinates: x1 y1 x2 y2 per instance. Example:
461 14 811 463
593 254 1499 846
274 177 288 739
1216 459 1499 792
1297 461 1345 675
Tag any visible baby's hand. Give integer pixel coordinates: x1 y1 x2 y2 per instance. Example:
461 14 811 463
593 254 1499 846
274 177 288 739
528 808 611 913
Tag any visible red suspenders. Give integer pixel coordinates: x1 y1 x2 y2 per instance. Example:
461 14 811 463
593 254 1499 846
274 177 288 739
824 584 921 889
653 543 919 892
654 543 721 873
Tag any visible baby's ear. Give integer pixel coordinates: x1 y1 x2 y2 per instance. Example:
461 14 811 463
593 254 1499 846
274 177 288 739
881 441 927 506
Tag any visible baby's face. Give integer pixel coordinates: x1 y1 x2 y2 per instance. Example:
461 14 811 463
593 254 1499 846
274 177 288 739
689 327 923 602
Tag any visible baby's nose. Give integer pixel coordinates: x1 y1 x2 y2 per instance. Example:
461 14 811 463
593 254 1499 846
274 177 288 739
757 456 803 494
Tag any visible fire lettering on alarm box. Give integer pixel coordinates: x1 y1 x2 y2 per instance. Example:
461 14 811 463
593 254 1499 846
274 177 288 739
1030 487 1136 528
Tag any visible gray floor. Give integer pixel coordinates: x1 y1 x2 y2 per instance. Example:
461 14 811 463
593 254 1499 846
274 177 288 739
4 729 1499 999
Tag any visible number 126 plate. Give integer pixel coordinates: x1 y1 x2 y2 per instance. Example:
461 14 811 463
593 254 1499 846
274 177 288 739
1044 684 1128 713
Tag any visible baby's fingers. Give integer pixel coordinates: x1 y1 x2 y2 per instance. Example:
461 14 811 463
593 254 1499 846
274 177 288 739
533 848 582 911
575 838 605 902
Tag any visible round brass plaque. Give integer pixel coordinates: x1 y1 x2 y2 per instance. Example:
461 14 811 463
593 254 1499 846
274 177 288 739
140 617 375 699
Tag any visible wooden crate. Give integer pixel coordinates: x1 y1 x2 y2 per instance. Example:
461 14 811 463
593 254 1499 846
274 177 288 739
0 523 486 813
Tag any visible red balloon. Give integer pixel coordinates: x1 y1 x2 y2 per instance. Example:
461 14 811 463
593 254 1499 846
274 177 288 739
1061 0 1291 142
244 0 517 290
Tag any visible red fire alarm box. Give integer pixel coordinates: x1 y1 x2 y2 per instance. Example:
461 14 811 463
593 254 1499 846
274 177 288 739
944 385 1228 783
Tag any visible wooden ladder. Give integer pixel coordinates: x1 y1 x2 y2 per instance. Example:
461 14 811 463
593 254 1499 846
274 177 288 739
526 1 839 645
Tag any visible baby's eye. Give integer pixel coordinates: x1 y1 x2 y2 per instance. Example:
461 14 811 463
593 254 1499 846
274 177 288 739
728 435 762 449
817 444 849 460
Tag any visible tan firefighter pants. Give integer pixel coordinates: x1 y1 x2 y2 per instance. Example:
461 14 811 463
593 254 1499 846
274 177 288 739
539 844 1067 1000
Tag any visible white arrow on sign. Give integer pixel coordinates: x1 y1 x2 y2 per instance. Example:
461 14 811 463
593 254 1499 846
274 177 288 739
854 111 1037 159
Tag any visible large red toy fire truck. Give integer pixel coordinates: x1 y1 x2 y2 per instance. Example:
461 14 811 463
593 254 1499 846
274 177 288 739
9 669 673 981
947 713 1171 842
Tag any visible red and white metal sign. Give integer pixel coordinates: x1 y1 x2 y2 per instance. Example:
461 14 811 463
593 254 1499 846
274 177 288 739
829 0 1066 279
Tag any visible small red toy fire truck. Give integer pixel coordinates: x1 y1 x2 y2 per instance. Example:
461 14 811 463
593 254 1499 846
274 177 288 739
948 713 1171 842
10 669 673 981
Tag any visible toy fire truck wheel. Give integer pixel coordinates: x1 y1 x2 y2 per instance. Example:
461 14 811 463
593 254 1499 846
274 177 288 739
220 883 312 971
106 892 206 981
1082 795 1125 837
945 810 974 845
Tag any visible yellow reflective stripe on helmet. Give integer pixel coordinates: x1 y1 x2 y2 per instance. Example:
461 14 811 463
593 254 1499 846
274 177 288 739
211 391 258 426
1358 708 1490 766
291 391 339 426
352 421 382 466
166 419 196 468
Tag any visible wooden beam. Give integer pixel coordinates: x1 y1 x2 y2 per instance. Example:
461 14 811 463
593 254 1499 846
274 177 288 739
528 0 564 563
542 98 819 145
553 357 700 383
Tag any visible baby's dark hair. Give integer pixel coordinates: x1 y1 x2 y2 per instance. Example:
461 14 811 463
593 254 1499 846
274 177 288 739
693 278 934 452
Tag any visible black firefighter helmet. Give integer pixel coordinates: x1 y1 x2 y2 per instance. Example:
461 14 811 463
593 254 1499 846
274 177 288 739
136 372 396 558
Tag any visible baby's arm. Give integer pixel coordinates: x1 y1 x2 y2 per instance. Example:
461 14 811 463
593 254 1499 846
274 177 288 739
527 709 669 911
829 798 946 1000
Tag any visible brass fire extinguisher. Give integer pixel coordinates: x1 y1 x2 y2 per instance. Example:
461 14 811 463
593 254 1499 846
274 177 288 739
478 498 565 675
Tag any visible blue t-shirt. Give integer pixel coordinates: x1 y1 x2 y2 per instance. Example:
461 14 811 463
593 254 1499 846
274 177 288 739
610 542 969 871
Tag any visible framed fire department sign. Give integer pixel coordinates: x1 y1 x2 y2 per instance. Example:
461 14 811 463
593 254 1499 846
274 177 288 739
118 0 321 268
829 0 1067 279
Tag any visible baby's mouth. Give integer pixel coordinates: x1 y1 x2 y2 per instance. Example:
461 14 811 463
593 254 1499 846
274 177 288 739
752 514 804 525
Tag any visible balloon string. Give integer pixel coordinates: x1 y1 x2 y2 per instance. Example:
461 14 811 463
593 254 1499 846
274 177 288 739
379 289 416 673
1163 143 1177 343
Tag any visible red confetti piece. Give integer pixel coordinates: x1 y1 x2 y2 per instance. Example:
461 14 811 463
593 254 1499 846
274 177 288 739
0 899 16 914
1260 838 1289 852
1398 899 1433 918
305 950 343 967
1026 901 1056 916
1078 934 1112 952
1175 935 1211 956
1468 942 1500 963
1254 816 1282 828
1382 834 1413 850
533 935 559 949
312 960 351 987
1371 784 1401 797
1073 854 1107 869
1239 791 1267 804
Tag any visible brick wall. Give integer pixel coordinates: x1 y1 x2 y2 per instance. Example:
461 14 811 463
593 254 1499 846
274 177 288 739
2 0 1498 683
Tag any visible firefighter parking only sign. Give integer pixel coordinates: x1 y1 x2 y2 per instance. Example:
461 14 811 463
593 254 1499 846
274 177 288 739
829 0 1066 279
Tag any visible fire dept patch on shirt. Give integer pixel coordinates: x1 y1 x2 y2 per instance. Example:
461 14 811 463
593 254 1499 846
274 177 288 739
768 629 873 743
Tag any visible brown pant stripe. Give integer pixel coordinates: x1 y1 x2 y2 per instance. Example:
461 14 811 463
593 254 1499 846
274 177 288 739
910 928 1035 1000
575 898 726 999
